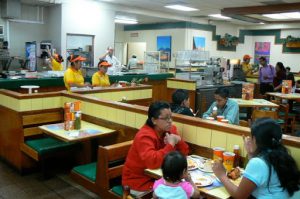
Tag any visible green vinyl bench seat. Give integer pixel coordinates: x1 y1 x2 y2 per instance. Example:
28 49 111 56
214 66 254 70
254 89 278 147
72 161 125 197
21 137 78 161
73 162 97 182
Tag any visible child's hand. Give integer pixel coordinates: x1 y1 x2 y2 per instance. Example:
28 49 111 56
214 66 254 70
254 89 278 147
183 171 192 182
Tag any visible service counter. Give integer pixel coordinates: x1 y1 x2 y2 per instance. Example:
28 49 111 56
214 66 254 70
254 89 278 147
1 88 299 172
0 72 173 101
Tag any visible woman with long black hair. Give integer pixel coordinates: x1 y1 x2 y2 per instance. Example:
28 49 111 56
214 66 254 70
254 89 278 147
213 118 300 199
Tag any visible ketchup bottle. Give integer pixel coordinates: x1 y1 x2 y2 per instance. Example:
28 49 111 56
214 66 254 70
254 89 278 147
233 145 240 168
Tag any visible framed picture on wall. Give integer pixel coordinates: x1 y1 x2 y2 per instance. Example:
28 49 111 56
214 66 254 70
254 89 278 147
193 36 205 50
0 25 3 35
157 36 171 61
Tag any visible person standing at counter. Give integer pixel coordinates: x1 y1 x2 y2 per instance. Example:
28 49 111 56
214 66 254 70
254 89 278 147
241 54 253 76
258 56 275 95
47 47 64 71
273 62 286 92
99 46 120 75
202 87 239 125
64 55 91 91
212 118 300 199
92 60 111 87
171 89 194 117
122 101 189 196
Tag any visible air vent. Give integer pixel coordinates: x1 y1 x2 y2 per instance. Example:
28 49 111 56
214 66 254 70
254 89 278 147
1 0 21 19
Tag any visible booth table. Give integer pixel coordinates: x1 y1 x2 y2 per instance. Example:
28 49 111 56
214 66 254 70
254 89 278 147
39 121 116 142
145 156 241 199
231 98 279 119
230 98 279 108
266 92 300 102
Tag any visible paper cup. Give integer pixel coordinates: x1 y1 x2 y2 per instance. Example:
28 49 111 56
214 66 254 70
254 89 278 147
223 152 235 172
206 117 215 121
221 119 229 123
74 101 81 111
213 147 225 161
217 115 225 122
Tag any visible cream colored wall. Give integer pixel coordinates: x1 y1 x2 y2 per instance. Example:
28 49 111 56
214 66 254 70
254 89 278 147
116 28 187 67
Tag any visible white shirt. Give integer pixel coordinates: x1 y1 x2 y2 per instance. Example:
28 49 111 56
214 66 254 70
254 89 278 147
104 54 120 75
127 58 139 69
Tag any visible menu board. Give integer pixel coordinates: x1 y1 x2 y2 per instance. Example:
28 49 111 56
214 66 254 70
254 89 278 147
282 80 292 94
242 83 254 100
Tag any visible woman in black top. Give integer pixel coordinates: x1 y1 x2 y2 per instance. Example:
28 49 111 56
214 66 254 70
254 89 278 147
170 89 194 117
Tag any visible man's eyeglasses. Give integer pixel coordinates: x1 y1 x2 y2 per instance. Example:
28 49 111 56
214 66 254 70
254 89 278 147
158 116 172 122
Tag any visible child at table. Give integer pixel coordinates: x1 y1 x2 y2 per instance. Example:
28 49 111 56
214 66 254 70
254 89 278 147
153 151 201 199
212 118 300 199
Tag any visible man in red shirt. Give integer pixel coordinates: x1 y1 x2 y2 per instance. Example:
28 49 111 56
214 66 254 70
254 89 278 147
122 101 189 195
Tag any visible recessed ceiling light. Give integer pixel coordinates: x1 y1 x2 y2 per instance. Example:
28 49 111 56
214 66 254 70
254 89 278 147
263 13 289 19
114 17 138 24
165 4 199 11
208 14 231 20
259 22 265 24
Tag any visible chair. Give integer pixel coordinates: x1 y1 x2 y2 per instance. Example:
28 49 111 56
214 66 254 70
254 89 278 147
71 140 133 199
251 109 279 121
271 100 296 134
239 120 250 127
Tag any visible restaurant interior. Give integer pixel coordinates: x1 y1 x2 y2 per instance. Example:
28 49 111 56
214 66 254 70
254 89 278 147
0 0 300 198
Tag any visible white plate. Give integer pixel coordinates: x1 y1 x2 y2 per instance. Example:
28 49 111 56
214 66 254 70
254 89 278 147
187 157 198 171
198 160 214 173
192 175 213 187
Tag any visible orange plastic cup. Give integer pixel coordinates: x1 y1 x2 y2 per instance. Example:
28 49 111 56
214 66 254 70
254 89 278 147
223 152 235 172
74 101 81 111
217 116 225 122
213 147 225 161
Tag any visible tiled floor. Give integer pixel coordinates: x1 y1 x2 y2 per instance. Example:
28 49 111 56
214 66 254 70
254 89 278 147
0 161 99 199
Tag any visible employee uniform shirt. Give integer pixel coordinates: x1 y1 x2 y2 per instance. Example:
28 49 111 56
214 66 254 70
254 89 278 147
202 99 239 125
153 178 194 199
92 71 110 87
63 67 84 90
259 65 276 84
104 54 120 75
243 157 289 199
51 59 63 71
242 62 252 76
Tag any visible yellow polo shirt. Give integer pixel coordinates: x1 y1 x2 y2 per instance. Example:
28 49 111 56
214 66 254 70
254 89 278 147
92 71 110 87
242 62 252 76
51 59 63 71
64 67 84 90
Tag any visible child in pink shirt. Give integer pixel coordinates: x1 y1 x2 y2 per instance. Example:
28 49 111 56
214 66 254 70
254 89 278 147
153 151 201 199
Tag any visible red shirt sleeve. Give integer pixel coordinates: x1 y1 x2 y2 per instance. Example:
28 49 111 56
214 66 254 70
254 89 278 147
136 134 175 169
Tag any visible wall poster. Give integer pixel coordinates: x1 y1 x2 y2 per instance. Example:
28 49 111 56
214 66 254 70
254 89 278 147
254 42 271 64
193 36 205 50
157 36 171 61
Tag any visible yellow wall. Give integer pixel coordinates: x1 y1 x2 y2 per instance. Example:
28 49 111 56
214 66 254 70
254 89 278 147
167 80 196 90
85 89 152 101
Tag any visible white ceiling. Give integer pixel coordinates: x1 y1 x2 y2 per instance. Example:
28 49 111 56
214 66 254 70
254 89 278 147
20 0 300 25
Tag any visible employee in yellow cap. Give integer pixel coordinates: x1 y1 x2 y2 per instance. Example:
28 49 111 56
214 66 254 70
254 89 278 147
241 54 253 76
47 47 64 71
92 60 112 87
64 54 91 90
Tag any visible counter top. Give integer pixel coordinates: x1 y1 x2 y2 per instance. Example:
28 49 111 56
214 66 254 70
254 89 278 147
0 73 173 90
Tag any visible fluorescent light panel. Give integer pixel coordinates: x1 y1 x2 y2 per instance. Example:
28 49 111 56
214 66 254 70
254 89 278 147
263 12 300 19
114 16 138 24
165 4 198 11
209 14 231 20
